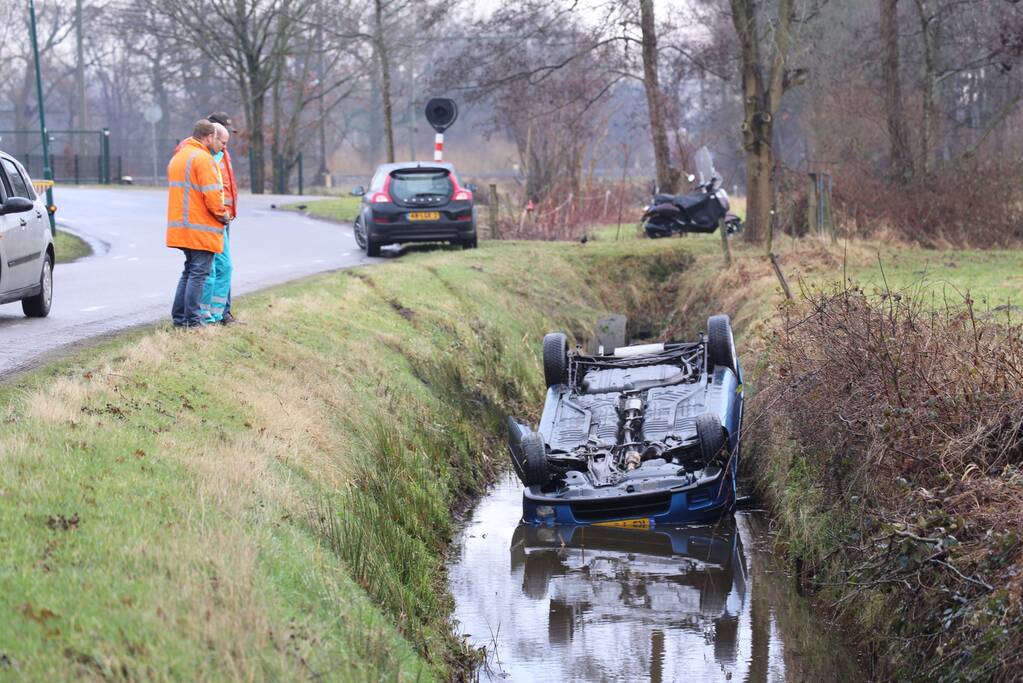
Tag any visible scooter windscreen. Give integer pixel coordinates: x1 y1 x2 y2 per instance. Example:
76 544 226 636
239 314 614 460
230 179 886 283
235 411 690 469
693 146 719 187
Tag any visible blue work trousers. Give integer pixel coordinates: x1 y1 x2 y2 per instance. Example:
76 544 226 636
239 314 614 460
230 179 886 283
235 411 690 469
172 248 215 327
201 228 233 323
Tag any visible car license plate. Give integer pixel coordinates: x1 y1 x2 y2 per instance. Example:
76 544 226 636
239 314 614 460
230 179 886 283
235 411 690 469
593 518 651 529
408 211 440 221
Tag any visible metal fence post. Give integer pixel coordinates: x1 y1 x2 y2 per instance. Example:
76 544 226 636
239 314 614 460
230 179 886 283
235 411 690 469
298 153 303 195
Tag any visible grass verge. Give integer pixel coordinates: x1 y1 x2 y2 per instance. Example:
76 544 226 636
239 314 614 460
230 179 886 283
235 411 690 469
282 196 362 223
54 230 92 264
0 237 692 680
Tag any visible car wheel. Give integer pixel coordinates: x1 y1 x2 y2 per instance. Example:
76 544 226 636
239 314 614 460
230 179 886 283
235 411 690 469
366 236 381 257
542 332 569 387
22 252 52 318
520 432 550 487
707 314 736 373
353 216 367 249
695 412 728 466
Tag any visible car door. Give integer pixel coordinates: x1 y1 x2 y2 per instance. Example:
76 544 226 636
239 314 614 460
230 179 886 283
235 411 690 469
0 169 14 298
0 157 44 290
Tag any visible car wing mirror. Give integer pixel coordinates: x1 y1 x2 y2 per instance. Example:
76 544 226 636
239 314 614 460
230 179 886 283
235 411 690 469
0 196 34 215
351 185 365 197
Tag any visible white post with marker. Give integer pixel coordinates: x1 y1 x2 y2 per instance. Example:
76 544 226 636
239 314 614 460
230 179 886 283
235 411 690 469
434 133 444 161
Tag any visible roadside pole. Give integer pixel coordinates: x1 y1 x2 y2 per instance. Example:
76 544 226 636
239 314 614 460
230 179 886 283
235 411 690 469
143 104 162 186
488 184 499 239
29 0 56 234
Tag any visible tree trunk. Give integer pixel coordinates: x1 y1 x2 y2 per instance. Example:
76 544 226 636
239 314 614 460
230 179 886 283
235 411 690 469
915 0 937 176
730 0 794 245
639 0 676 193
374 0 395 163
881 0 913 182
250 90 267 194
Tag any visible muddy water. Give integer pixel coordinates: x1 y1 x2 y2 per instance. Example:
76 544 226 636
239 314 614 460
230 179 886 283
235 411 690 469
448 473 864 682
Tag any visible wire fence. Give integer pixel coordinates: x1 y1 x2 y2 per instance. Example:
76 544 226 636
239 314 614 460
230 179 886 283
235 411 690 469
485 182 651 241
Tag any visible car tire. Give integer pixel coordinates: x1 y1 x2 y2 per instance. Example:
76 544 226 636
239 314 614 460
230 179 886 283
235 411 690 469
22 252 52 318
353 216 367 249
695 412 727 466
542 332 569 388
520 432 550 487
707 314 736 373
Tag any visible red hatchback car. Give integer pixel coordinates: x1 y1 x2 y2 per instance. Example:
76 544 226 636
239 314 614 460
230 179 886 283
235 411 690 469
352 162 478 256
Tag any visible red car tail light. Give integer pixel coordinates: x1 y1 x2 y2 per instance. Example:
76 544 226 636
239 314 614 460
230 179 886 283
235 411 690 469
371 175 392 203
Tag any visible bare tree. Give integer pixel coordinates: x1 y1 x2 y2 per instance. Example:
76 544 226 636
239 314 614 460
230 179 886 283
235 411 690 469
639 0 679 193
129 0 315 193
728 0 809 245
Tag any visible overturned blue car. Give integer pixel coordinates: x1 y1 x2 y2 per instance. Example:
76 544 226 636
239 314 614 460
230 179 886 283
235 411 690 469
507 315 744 527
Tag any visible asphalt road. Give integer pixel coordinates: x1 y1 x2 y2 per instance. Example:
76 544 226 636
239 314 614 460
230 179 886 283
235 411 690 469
0 187 369 378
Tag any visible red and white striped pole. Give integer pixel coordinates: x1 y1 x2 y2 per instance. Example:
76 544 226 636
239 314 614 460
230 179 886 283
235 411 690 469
434 133 444 161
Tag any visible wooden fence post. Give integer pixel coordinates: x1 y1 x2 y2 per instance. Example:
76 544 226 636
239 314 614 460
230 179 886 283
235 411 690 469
488 183 499 239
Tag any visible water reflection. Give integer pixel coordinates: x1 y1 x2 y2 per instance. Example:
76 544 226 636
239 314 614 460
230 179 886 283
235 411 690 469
449 473 863 682
513 523 746 681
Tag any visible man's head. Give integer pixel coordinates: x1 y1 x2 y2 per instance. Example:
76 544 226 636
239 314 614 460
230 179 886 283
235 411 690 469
211 123 229 154
207 111 238 134
192 119 217 151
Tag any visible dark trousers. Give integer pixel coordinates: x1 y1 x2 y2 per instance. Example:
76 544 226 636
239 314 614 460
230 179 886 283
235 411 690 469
172 248 215 327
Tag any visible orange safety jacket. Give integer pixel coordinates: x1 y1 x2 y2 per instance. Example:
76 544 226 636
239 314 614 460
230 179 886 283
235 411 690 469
173 139 238 219
220 148 238 220
166 138 227 253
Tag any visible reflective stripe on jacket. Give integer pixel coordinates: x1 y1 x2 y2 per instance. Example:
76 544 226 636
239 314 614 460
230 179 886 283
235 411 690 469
166 138 227 253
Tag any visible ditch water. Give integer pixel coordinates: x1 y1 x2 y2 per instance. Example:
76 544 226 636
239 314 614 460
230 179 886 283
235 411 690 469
448 473 865 682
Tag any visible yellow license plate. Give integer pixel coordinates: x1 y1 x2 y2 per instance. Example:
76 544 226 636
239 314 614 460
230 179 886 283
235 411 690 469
408 211 440 221
593 518 651 529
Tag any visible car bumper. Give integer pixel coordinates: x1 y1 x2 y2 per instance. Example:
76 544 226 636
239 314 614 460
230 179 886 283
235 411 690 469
521 470 736 527
370 220 476 243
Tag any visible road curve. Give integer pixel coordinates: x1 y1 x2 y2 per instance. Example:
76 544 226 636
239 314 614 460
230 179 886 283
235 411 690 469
0 187 371 379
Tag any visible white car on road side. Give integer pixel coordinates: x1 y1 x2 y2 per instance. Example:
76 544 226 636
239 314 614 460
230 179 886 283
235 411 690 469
0 150 53 317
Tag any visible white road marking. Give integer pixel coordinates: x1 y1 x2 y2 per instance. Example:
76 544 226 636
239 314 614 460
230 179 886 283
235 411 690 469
127 257 139 261
342 251 352 256
113 255 125 260
80 305 105 312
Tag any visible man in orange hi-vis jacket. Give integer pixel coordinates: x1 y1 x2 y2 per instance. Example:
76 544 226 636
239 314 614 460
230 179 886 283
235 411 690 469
167 119 228 327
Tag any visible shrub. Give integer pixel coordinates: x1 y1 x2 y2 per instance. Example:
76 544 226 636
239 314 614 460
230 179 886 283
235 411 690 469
756 284 1023 681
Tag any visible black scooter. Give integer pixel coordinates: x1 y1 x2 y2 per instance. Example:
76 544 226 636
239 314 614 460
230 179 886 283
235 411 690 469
641 164 743 238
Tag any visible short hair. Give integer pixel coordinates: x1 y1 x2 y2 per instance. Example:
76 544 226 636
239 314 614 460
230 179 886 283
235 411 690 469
212 122 229 141
192 119 216 139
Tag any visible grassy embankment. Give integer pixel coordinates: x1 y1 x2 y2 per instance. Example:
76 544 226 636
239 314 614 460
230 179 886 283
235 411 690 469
643 231 1023 681
55 230 92 264
0 237 692 681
